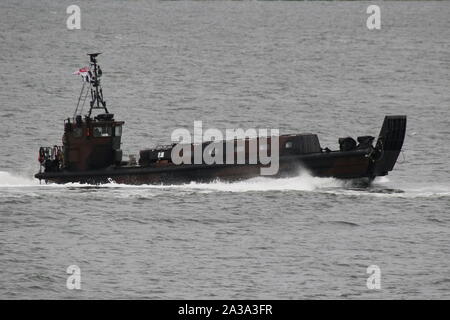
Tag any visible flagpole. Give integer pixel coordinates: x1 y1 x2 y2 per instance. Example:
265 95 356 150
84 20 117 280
73 81 86 118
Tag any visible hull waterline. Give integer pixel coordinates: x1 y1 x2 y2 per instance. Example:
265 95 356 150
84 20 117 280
35 149 376 185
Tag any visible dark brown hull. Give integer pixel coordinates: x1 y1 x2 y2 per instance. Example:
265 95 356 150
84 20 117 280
35 116 407 185
35 149 376 185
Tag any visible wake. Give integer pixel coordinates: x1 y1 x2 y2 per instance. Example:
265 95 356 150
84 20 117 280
0 170 342 191
0 170 448 198
0 171 40 187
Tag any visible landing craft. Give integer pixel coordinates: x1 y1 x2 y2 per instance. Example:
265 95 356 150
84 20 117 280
35 54 406 185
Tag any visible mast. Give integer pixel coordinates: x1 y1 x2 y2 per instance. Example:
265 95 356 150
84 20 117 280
87 52 109 117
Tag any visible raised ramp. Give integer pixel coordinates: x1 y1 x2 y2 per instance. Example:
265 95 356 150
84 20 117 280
372 115 407 176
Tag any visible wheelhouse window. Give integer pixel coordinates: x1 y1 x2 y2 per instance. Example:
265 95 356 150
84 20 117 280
93 126 112 137
115 125 122 137
73 127 83 138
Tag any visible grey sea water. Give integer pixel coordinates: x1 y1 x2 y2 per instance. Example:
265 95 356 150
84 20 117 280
0 0 449 299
